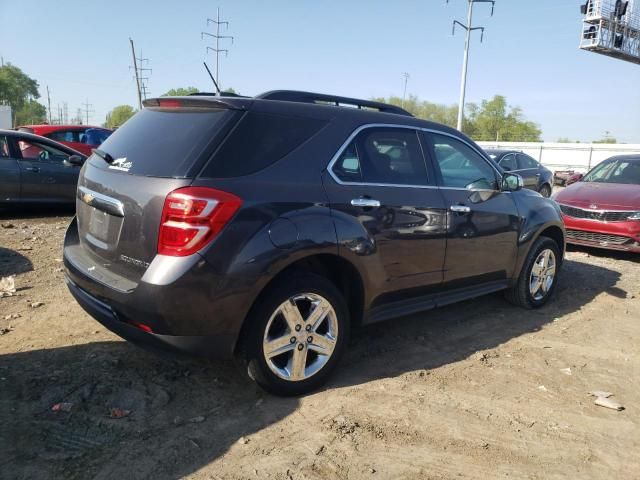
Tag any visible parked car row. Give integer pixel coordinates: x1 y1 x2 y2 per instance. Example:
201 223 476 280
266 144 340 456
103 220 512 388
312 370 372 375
0 124 111 205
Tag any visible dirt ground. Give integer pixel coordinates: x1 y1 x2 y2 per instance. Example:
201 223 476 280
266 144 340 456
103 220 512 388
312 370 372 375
1 208 639 480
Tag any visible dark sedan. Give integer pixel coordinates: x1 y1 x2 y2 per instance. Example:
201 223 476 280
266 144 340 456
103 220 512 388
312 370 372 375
0 129 86 206
485 149 554 197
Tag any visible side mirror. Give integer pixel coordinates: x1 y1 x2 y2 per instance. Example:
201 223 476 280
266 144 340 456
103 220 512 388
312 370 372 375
566 173 583 186
502 172 524 192
64 154 84 167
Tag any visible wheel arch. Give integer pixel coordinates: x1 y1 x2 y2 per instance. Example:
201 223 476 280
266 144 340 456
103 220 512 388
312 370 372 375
233 253 365 355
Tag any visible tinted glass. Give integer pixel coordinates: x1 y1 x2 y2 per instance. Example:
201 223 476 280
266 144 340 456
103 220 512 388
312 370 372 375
0 136 9 157
430 133 497 190
91 107 230 177
48 130 83 143
331 128 429 185
499 154 517 171
332 143 362 182
517 153 538 169
17 139 70 163
203 111 327 178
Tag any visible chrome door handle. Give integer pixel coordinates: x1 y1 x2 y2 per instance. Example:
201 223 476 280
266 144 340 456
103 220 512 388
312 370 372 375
25 167 40 173
351 198 381 208
450 205 471 213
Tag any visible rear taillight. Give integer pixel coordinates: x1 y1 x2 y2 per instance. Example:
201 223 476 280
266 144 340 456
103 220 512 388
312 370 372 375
158 187 242 257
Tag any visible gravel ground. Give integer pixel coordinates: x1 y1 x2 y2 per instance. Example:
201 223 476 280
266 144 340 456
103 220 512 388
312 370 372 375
1 209 639 480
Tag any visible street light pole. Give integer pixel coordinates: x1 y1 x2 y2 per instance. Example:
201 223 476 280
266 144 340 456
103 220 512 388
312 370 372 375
456 2 474 131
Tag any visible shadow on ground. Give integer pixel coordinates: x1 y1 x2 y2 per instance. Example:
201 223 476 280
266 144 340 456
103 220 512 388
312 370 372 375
0 205 74 222
0 257 622 479
0 247 34 277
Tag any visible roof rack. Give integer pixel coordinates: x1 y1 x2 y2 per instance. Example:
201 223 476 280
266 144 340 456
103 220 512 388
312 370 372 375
256 90 413 117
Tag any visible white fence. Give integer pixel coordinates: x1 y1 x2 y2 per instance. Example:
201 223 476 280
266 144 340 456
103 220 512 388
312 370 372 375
477 142 640 173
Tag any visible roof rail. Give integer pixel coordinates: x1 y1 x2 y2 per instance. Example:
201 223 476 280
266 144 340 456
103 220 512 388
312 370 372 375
256 90 413 117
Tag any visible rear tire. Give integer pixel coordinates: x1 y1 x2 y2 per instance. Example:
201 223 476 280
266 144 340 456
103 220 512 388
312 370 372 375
539 184 552 198
505 236 560 309
244 272 350 396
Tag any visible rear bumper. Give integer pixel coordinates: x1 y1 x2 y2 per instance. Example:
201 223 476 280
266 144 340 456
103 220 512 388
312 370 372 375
562 215 640 252
66 275 236 358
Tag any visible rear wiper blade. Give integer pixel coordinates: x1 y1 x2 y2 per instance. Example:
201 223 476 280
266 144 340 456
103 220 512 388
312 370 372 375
92 148 114 164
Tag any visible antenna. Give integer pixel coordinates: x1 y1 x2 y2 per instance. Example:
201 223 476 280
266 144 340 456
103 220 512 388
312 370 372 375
203 62 222 95
201 7 234 90
448 0 496 132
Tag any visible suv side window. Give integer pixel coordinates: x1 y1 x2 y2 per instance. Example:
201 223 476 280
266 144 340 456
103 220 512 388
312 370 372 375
331 127 430 186
517 153 539 169
498 153 517 171
203 111 327 178
429 133 498 190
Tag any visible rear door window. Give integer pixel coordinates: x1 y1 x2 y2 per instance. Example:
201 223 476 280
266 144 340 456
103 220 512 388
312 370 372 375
330 127 431 186
202 111 327 178
517 153 539 169
91 107 233 177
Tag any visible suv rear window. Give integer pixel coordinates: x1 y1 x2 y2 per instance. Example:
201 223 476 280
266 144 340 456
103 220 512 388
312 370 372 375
90 107 232 177
202 111 326 178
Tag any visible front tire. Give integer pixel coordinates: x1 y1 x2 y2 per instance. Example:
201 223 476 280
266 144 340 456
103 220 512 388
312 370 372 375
539 184 552 198
245 272 350 396
506 236 560 309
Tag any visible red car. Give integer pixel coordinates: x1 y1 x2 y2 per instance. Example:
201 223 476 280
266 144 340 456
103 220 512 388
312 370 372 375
554 155 640 253
17 125 112 157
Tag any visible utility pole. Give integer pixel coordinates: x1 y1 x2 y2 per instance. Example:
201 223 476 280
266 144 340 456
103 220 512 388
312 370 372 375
449 0 495 132
129 38 143 109
46 86 52 124
201 7 234 90
401 72 410 108
81 98 93 125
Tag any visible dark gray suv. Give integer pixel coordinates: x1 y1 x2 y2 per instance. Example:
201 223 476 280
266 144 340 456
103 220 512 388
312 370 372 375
63 91 565 395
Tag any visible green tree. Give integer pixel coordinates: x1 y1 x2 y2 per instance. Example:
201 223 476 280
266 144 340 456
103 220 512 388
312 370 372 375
557 137 580 143
14 99 47 125
465 95 541 142
162 87 199 96
0 63 45 126
371 95 458 128
105 105 136 128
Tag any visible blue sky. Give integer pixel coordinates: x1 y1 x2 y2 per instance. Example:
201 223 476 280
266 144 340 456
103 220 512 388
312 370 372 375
1 0 639 142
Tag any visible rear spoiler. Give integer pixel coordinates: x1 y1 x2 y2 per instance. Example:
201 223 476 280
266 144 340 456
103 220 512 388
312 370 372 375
142 97 249 110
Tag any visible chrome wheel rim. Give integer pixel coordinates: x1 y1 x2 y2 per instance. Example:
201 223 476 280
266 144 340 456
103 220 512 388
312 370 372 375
262 293 338 382
529 249 556 301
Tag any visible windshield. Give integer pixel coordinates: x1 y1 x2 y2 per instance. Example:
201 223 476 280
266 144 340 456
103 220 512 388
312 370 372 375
583 159 640 185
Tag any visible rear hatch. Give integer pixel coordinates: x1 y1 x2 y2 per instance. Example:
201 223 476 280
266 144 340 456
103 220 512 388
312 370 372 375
71 99 242 287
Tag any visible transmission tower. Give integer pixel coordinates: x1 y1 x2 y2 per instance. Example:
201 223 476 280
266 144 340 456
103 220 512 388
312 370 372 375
129 39 152 108
449 0 496 132
81 98 94 125
201 7 234 89
401 72 410 108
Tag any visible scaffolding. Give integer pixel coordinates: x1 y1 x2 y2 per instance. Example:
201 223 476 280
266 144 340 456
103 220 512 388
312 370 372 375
579 0 640 64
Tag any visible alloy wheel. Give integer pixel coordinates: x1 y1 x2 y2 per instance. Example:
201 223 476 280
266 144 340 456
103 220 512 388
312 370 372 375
262 293 338 381
529 248 556 301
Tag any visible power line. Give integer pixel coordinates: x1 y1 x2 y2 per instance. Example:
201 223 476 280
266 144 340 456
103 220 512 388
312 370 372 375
201 7 234 90
449 0 496 132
